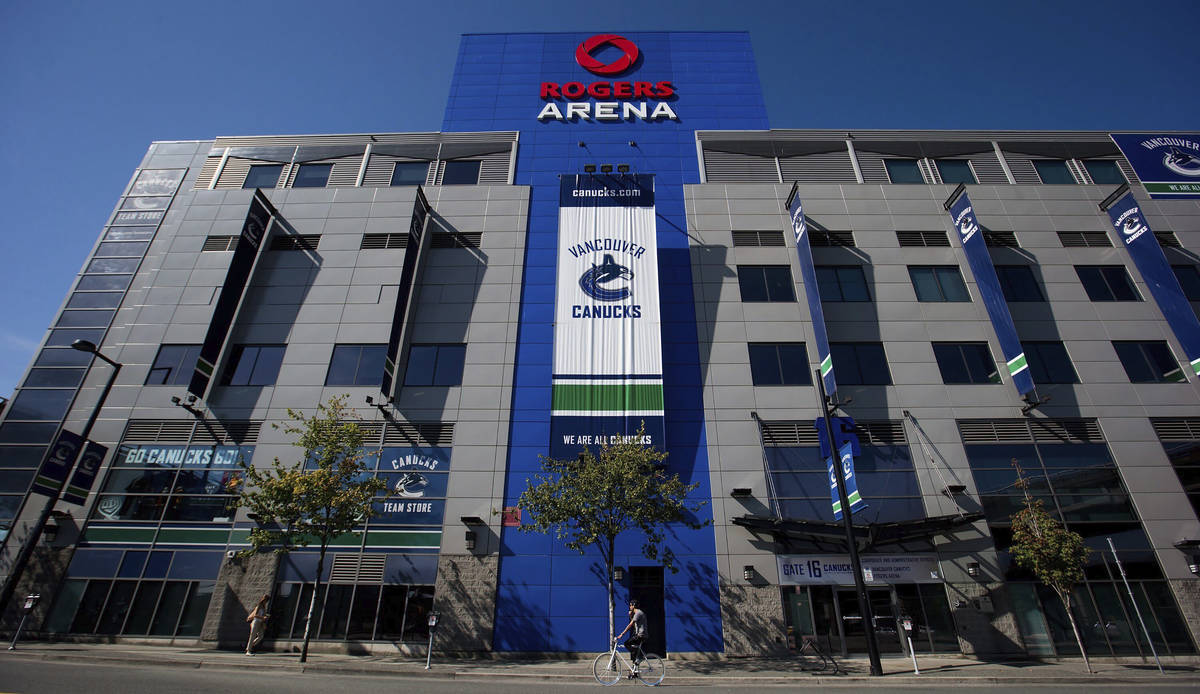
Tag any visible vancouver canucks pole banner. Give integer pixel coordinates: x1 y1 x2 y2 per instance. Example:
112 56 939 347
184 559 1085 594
62 441 107 505
550 174 664 458
948 192 1035 395
827 441 866 521
787 185 835 396
1110 134 1200 200
1106 193 1200 379
32 429 84 497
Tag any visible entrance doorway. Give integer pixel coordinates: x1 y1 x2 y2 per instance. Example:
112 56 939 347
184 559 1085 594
629 566 666 656
836 588 901 654
783 583 960 656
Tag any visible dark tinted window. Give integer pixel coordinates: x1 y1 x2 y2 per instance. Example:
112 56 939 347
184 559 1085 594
1076 266 1140 301
1172 265 1200 301
292 163 332 188
815 266 870 302
146 345 201 386
1022 341 1079 384
243 165 283 189
403 345 466 387
996 265 1045 302
1113 341 1185 383
1083 160 1125 185
325 344 387 386
441 160 480 185
7 390 73 421
391 162 428 186
1033 160 1075 184
909 266 970 302
748 343 811 385
933 343 1000 384
830 342 891 385
885 159 924 183
737 265 795 302
935 159 976 184
221 345 285 386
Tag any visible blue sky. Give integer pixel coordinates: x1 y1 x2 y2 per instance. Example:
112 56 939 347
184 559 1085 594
1 0 1197 396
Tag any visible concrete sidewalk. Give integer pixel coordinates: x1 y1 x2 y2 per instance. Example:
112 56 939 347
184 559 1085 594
3 642 1199 686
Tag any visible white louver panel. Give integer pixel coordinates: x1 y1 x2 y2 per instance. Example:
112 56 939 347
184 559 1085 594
920 159 940 184
194 156 222 190
383 422 454 447
1152 417 1200 441
122 420 198 443
704 150 779 183
1115 157 1140 184
1007 157 1045 184
328 156 363 187
958 419 1102 444
968 151 1009 184
120 419 262 443
852 151 892 184
478 151 510 184
779 151 857 183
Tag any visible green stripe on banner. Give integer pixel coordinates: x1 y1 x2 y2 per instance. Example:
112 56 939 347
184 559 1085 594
552 383 664 412
1191 357 1200 377
1007 353 1028 376
820 354 832 376
383 358 395 378
196 358 214 377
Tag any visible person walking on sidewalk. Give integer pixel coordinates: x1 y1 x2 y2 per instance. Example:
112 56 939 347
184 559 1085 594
245 593 270 655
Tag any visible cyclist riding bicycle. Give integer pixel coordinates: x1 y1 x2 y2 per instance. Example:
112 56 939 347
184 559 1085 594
616 599 648 676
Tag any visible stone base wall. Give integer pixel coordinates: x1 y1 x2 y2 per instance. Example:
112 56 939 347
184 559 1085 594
946 581 1025 656
0 546 75 635
719 583 789 656
1167 579 1200 650
200 552 280 648
430 553 498 653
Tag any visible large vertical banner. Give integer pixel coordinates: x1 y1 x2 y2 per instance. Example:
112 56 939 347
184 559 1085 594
550 174 663 458
948 192 1035 396
31 430 84 497
787 185 835 396
61 442 107 505
1110 133 1200 199
381 187 432 399
188 189 276 398
1106 193 1200 379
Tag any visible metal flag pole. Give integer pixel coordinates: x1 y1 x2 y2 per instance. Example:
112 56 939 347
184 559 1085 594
1106 537 1163 674
815 369 882 676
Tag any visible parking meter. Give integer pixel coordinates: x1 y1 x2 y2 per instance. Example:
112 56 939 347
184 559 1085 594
424 611 440 669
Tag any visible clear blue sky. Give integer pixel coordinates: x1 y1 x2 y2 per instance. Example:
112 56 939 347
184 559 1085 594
1 0 1197 396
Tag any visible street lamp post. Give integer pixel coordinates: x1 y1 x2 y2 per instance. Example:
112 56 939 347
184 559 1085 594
0 340 121 617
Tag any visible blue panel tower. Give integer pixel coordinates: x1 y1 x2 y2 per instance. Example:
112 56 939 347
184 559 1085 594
442 32 769 653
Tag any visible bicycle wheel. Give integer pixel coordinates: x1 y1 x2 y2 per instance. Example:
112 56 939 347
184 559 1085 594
592 651 621 686
636 653 665 686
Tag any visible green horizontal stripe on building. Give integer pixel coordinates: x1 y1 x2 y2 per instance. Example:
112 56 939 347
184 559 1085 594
551 383 664 412
156 528 233 545
1145 182 1200 194
83 527 158 544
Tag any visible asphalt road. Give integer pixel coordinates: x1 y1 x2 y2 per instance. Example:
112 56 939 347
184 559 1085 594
1 657 1198 693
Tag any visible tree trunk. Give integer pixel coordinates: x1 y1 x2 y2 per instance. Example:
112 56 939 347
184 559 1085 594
300 545 327 663
1060 591 1092 674
606 535 615 647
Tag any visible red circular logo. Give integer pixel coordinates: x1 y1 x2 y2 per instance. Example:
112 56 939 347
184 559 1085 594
575 34 639 75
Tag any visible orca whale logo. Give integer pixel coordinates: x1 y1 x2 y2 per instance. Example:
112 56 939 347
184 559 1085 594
395 471 429 498
1163 146 1200 177
579 253 633 302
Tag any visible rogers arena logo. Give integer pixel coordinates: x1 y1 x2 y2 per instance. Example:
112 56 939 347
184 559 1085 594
538 34 678 123
1139 137 1200 177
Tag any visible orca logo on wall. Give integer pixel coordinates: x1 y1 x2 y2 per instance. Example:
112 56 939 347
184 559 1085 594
954 207 979 244
575 34 639 75
1163 146 1200 177
1115 205 1149 245
579 253 633 301
395 472 430 498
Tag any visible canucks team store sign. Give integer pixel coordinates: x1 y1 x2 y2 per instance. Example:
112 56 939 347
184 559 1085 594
551 174 664 457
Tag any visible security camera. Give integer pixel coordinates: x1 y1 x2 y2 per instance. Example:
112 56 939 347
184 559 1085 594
170 396 181 405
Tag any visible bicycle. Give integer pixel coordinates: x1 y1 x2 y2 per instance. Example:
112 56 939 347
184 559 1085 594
796 636 845 675
593 639 665 686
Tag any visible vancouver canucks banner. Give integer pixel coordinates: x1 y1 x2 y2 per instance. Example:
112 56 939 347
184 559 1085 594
1106 193 1200 379
948 192 1035 395
550 174 664 459
62 441 107 505
1111 133 1200 199
816 417 865 521
787 185 835 396
32 429 84 497
381 187 432 399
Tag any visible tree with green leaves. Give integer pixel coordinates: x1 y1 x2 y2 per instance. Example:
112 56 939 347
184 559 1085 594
236 394 386 663
516 426 710 645
1009 462 1093 673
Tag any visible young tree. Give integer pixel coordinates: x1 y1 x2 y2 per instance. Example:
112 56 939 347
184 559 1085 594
237 394 385 663
1009 462 1093 673
517 427 710 645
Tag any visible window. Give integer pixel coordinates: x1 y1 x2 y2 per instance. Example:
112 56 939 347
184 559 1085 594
815 266 870 302
767 445 923 524
1113 341 1185 383
1172 265 1200 301
909 266 970 302
1021 341 1079 384
326 344 387 386
996 265 1045 302
1075 265 1140 301
884 159 924 183
1084 160 1126 185
220 345 285 386
441 160 481 185
737 265 795 302
243 165 283 189
933 343 1000 384
146 345 201 386
391 162 428 186
403 344 466 386
829 342 891 385
748 343 811 386
292 163 332 188
935 159 976 184
1033 160 1076 184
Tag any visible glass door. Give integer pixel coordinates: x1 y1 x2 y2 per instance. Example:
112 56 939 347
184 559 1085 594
836 587 902 654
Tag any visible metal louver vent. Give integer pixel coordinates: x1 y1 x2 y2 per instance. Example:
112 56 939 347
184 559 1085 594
355 422 386 444
431 232 481 249
329 554 385 584
779 150 857 183
732 231 786 247
1154 231 1181 248
326 156 364 187
808 230 855 247
120 419 263 443
703 150 779 183
1030 419 1102 443
477 150 511 184
856 420 907 445
897 231 950 247
1057 232 1112 248
203 235 238 252
122 420 198 443
1151 417 1200 441
383 422 454 447
967 151 1009 184
760 421 820 447
194 156 222 190
983 231 1020 248
192 420 263 444
958 419 1102 444
269 235 320 251
361 233 408 250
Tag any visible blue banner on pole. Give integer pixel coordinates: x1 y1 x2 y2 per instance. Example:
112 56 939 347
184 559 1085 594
32 429 84 497
1106 193 1200 380
1110 133 1200 200
948 192 1035 395
788 189 835 396
827 441 866 521
62 441 107 505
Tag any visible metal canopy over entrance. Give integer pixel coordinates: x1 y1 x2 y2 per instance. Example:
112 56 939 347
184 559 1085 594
732 512 984 553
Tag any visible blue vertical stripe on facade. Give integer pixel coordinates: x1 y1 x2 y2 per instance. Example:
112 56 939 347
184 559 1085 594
442 32 768 652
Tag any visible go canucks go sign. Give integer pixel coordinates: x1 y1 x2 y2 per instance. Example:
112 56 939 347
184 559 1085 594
537 34 679 123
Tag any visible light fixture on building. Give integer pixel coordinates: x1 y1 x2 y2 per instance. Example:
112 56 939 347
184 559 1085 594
43 520 59 544
465 530 476 552
743 565 754 581
583 164 597 173
966 562 981 578
600 164 614 173
1175 539 1200 576
941 484 966 498
613 566 624 581
730 488 752 498
616 164 631 173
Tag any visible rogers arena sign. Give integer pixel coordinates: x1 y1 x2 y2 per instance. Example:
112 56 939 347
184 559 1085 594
537 34 678 123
